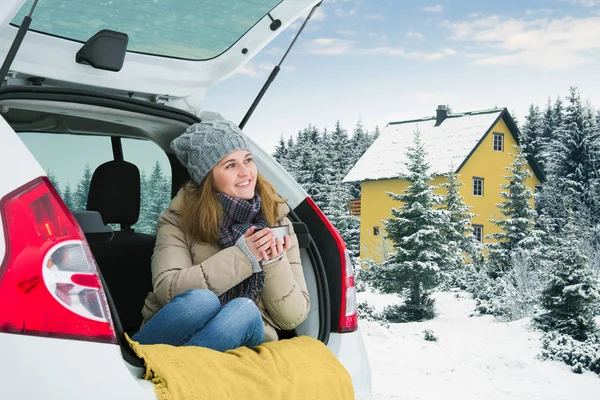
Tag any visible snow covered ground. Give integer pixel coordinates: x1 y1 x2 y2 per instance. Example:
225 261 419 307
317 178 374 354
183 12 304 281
358 291 600 400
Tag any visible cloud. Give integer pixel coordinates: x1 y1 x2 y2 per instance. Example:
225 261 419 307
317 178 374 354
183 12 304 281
236 63 263 78
236 62 295 78
423 5 444 13
265 47 283 55
259 63 295 72
297 7 325 26
334 8 357 17
407 31 426 40
304 38 457 60
368 32 388 40
443 14 600 69
312 8 326 21
525 9 554 15
362 47 456 60
337 29 358 35
561 0 600 7
365 14 384 20
305 38 356 55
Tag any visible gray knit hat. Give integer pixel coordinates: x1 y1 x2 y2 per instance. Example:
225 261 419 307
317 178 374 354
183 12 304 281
171 120 250 184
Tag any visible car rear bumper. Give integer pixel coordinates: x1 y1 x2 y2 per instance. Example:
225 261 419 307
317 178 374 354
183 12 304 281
0 333 155 400
1 330 372 399
328 329 372 400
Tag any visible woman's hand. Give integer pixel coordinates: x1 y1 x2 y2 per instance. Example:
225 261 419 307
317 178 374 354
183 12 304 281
244 227 275 262
265 235 291 261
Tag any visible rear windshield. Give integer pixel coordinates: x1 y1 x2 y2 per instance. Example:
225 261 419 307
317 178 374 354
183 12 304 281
12 0 282 60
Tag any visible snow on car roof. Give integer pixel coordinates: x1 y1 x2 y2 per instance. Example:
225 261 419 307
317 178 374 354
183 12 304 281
343 108 504 183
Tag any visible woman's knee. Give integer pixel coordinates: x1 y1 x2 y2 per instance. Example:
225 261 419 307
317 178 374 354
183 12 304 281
227 297 262 320
173 289 220 314
223 298 263 331
222 298 264 347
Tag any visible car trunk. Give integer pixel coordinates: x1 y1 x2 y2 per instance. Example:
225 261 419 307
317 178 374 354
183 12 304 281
0 0 321 114
0 86 333 371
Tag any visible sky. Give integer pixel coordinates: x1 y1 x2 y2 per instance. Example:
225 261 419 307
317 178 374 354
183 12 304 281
15 0 600 190
202 0 600 153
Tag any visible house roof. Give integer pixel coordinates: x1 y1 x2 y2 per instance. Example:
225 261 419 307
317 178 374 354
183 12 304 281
343 107 545 184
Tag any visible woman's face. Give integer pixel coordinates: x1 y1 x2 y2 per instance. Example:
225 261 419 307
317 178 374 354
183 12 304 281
212 150 258 200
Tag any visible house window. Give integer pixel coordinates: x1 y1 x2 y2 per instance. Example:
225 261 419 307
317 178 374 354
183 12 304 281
373 226 380 236
473 225 483 243
493 133 504 152
472 177 484 197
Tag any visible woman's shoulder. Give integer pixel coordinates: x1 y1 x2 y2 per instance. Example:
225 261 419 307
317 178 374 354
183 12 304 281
167 188 186 215
276 202 290 223
156 188 185 228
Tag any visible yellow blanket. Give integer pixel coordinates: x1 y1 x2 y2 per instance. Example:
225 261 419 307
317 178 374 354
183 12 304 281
126 335 355 400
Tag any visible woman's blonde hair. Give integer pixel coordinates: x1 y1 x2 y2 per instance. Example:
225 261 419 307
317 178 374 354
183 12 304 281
180 173 287 245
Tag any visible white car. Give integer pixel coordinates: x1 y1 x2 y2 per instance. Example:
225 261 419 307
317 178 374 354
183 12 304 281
0 0 372 399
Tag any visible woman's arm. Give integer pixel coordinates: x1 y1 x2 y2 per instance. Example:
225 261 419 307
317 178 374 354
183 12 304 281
259 218 310 330
151 210 253 306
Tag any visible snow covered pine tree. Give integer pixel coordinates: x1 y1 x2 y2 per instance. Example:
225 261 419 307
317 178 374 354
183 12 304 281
373 130 448 321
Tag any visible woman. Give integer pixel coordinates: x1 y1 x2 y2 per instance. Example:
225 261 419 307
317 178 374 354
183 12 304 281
133 119 310 352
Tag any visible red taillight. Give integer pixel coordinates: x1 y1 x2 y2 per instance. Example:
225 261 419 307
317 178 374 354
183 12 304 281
306 197 358 333
0 177 116 343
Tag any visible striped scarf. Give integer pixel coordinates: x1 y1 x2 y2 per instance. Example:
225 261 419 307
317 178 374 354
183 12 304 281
216 192 268 305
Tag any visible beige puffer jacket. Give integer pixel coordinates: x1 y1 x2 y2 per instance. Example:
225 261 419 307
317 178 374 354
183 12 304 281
141 189 310 342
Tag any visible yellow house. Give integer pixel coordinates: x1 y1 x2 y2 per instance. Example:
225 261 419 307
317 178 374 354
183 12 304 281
343 106 545 263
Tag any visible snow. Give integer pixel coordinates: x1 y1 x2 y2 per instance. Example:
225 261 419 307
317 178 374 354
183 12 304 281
343 109 504 183
358 291 600 400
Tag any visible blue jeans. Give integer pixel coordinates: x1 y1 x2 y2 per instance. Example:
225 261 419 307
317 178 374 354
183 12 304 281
132 289 265 352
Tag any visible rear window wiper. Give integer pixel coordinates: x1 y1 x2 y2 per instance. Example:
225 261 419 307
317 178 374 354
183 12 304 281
239 1 322 129
0 0 40 86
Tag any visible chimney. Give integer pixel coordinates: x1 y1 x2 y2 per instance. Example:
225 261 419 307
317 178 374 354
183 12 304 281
435 105 449 126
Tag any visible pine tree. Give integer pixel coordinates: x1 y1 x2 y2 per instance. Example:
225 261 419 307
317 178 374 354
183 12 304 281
371 130 448 314
511 109 520 129
372 125 381 140
543 87 600 215
329 121 352 175
62 183 74 210
348 119 375 199
279 135 295 171
521 104 544 166
74 165 93 211
47 170 62 197
272 135 288 164
134 170 152 234
350 119 370 163
486 145 540 277
535 229 599 341
288 125 330 208
323 176 360 260
553 96 564 129
441 170 480 282
539 98 556 171
144 162 171 233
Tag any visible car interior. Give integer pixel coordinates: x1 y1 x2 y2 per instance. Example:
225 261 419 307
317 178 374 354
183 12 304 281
0 85 331 368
